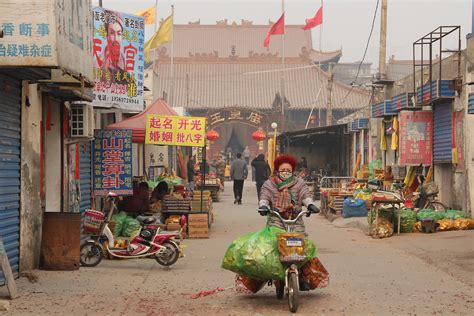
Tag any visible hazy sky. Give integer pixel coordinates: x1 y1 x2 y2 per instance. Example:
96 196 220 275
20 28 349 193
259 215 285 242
93 0 471 70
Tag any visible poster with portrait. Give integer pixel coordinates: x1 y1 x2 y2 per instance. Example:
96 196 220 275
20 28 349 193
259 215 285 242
92 7 144 111
399 111 433 165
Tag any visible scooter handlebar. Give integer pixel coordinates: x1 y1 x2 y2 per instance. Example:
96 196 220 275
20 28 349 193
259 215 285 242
256 207 311 226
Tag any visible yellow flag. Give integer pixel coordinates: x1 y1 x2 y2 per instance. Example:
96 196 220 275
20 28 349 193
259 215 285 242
391 116 398 150
136 5 156 25
380 121 387 151
144 15 173 62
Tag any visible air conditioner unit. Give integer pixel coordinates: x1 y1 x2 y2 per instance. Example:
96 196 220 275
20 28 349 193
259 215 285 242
70 104 94 138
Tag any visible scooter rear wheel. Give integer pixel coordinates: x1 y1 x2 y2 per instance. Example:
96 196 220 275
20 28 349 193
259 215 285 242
155 241 179 266
287 272 299 313
80 242 103 267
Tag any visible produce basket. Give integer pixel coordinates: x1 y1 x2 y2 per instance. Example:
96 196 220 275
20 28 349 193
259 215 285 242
422 183 439 195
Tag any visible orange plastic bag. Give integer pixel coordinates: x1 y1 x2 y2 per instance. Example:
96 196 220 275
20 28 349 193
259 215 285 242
235 274 266 294
301 257 329 289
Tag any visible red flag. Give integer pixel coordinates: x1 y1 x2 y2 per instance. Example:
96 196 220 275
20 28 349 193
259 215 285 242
264 14 285 48
302 6 323 30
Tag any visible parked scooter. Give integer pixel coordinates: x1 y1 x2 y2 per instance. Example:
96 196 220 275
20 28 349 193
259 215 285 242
257 206 319 313
80 192 185 267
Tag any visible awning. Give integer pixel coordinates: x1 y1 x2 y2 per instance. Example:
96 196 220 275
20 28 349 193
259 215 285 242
107 99 179 143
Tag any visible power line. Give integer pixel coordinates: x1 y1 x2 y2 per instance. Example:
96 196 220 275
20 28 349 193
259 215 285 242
340 0 381 107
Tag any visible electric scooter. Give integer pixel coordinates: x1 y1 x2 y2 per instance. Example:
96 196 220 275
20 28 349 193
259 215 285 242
80 192 185 267
257 206 319 313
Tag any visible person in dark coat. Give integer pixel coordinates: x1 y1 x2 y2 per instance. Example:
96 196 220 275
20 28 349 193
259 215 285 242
230 153 248 205
187 155 196 191
251 153 271 200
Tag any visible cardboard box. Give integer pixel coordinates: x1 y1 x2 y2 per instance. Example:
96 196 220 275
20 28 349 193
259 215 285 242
188 225 209 238
188 213 209 224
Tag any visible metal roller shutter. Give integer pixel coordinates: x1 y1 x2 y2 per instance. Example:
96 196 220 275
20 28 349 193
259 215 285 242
80 141 92 244
433 102 452 163
0 76 21 285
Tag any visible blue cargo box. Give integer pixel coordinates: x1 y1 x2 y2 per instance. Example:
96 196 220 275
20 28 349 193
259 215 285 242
371 100 395 118
392 92 419 111
347 121 358 133
416 80 456 105
468 93 474 114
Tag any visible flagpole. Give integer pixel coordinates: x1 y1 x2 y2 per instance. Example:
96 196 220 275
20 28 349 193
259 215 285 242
318 0 323 127
152 0 158 77
281 0 286 135
170 5 175 107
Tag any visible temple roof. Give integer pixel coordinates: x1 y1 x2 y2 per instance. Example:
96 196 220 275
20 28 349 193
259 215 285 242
154 62 371 110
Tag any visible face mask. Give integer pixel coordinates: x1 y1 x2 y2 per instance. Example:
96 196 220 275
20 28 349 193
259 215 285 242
278 171 292 180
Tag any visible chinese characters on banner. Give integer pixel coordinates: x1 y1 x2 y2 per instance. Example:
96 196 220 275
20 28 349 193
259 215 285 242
93 129 133 196
208 109 265 127
145 115 206 147
93 7 144 111
0 17 54 65
399 111 433 165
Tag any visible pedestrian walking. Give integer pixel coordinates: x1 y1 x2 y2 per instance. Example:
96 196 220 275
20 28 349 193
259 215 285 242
251 153 271 200
243 146 250 164
230 152 248 205
187 155 196 191
211 154 226 191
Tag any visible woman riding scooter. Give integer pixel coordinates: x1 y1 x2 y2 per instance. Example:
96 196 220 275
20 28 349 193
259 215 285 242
258 154 320 290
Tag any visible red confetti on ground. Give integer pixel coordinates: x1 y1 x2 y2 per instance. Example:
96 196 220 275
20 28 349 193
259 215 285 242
190 287 226 299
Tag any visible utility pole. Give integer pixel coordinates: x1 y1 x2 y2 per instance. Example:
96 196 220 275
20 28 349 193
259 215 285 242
378 0 388 80
326 62 334 126
99 0 103 7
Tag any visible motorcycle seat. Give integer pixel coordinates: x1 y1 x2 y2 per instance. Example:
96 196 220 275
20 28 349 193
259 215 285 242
136 215 157 224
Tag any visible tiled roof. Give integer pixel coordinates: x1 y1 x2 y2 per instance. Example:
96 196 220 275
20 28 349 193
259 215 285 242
155 22 342 63
154 62 371 110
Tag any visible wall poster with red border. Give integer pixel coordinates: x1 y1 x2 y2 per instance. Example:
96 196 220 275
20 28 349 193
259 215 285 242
399 111 433 165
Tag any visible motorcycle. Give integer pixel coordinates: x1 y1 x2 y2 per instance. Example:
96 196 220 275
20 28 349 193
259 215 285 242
80 192 185 267
257 206 319 313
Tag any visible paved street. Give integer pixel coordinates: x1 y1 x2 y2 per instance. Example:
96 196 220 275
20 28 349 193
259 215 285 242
2 180 474 315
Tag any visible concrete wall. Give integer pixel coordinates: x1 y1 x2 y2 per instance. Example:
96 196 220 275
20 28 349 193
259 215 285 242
20 83 43 271
44 97 62 212
465 36 474 216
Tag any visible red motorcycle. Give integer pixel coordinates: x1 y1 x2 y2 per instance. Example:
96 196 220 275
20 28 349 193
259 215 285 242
80 193 185 267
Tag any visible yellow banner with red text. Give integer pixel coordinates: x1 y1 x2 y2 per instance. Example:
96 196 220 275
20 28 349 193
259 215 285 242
145 115 206 147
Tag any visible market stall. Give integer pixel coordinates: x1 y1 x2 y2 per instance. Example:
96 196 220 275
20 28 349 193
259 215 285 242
101 99 213 239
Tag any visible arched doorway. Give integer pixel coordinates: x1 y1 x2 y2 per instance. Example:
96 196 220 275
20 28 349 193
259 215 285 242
206 108 267 160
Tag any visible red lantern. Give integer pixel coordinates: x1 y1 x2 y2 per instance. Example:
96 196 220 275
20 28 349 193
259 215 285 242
252 129 266 142
206 130 220 141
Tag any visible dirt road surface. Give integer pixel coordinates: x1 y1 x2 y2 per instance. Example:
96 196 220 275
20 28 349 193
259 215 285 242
2 181 473 315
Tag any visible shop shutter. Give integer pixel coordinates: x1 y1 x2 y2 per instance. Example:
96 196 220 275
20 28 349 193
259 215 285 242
0 76 21 285
433 102 452 163
80 141 92 244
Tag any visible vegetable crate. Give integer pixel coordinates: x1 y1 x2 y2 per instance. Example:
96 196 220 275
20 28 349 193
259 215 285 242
187 214 209 239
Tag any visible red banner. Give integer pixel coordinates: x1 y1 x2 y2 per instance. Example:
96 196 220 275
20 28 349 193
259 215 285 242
399 111 433 165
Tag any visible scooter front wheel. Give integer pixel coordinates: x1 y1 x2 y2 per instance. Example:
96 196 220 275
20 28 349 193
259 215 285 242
287 272 299 313
80 242 103 267
155 241 179 266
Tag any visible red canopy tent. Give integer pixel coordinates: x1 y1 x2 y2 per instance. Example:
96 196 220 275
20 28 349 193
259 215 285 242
107 99 178 143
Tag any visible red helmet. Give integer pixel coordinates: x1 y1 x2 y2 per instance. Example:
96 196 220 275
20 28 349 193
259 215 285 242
274 154 297 172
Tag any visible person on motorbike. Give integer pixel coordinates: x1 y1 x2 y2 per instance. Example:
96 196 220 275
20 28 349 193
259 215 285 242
258 154 320 232
257 154 320 291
